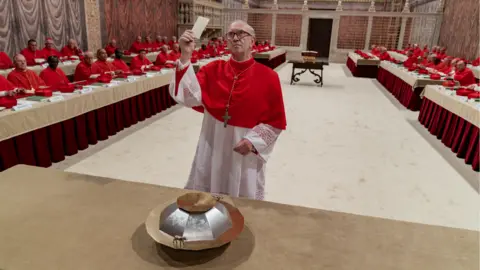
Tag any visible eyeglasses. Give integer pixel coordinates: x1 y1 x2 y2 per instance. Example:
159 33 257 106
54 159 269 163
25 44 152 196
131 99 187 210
226 30 251 40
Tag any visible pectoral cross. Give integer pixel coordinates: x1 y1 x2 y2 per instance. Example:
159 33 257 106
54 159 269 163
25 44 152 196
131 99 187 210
222 110 231 128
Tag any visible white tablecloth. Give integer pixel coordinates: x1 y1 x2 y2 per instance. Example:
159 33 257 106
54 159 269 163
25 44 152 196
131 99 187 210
380 61 448 88
424 85 480 128
347 52 380 66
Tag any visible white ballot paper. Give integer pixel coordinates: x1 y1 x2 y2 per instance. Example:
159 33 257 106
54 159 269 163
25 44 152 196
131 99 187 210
192 16 210 39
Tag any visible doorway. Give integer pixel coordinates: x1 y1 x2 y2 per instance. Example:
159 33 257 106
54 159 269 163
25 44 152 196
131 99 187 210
307 18 333 59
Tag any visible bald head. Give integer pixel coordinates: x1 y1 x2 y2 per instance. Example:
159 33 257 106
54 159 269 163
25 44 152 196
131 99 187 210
68 39 77 48
13 54 27 70
161 45 168 52
229 20 255 37
84 51 94 65
457 60 466 71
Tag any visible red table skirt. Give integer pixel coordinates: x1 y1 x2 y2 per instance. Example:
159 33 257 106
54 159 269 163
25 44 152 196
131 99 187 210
255 53 286 70
418 98 479 171
0 86 176 172
346 57 378 78
377 67 422 111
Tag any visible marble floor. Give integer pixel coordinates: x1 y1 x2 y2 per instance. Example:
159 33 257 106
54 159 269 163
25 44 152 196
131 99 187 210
61 63 479 231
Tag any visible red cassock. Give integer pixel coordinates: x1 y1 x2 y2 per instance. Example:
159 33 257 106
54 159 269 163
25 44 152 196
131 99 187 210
436 52 447 59
208 47 219 57
41 47 62 58
74 61 101 81
0 75 15 90
61 46 83 58
168 51 181 62
197 48 209 58
112 59 129 72
435 62 446 70
105 44 117 56
371 48 380 55
143 42 155 50
93 60 116 73
155 52 169 67
472 57 480 66
420 58 429 66
438 65 452 74
413 48 422 57
454 68 476 86
175 57 287 130
0 52 13 69
379 52 391 61
130 56 152 70
39 67 70 87
425 62 436 68
20 48 45 66
7 69 46 90
168 40 178 49
129 42 143 53
403 56 417 68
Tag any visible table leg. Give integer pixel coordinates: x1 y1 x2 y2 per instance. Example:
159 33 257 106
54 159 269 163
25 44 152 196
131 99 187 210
290 66 295 85
308 69 322 86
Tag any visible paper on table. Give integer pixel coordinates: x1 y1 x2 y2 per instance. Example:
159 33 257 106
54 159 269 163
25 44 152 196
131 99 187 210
192 16 210 39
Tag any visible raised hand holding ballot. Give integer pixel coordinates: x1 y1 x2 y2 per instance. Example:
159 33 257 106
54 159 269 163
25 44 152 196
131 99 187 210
179 30 196 62
168 20 286 200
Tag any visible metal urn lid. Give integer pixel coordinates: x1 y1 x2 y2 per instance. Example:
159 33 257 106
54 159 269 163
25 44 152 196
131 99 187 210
146 192 245 251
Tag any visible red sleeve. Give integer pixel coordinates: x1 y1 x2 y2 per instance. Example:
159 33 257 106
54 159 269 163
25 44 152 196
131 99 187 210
262 73 286 130
0 76 15 90
35 73 46 87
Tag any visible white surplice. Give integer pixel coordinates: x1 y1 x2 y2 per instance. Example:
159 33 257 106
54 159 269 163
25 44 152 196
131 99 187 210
169 60 282 200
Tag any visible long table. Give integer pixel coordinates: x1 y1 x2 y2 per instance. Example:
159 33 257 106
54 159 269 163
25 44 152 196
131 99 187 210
346 52 380 78
0 71 176 171
253 48 287 69
0 165 477 270
376 61 451 111
388 51 408 62
418 85 479 171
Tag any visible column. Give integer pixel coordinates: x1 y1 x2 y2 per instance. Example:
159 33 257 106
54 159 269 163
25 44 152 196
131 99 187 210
397 17 408 50
329 15 340 55
364 16 373 50
300 14 309 50
271 14 277 45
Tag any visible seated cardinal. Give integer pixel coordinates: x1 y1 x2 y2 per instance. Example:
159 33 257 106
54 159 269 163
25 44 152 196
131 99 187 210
403 50 417 68
155 45 175 68
73 51 101 81
472 57 480 66
168 43 182 62
130 49 153 70
105 39 118 57
7 54 46 90
41 38 62 58
454 60 476 86
20 39 45 66
93 48 119 74
61 39 83 58
39 56 70 88
111 49 130 72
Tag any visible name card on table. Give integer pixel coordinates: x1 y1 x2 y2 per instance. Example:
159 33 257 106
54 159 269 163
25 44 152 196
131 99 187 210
146 72 158 78
43 95 65 103
41 63 49 68
126 77 137 82
12 103 33 111
63 61 73 65
74 87 93 94
456 96 468 102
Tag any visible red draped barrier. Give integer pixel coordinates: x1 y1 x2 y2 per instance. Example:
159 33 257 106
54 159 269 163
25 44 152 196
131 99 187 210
418 98 479 171
0 86 176 172
377 67 422 111
255 53 286 70
346 57 378 78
